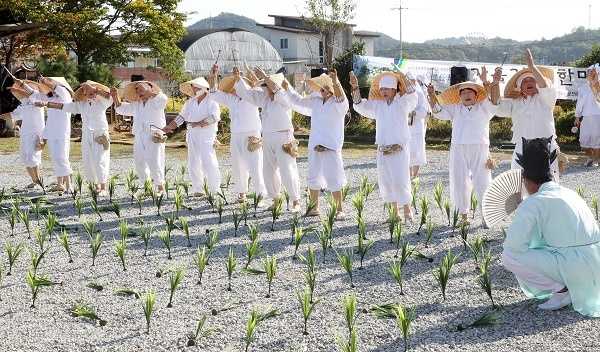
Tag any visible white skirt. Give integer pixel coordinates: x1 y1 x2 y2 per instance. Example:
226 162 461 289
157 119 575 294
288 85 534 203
409 133 427 167
580 115 600 149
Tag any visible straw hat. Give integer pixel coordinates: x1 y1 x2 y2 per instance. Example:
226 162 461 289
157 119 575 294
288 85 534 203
40 77 74 96
437 82 487 105
180 77 210 97
368 71 410 100
256 73 286 90
122 81 162 102
504 67 554 99
218 76 254 94
9 87 29 101
9 80 50 100
307 73 334 94
74 80 110 102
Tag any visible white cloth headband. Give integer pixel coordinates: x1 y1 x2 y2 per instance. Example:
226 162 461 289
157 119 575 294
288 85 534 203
516 73 536 89
380 75 398 89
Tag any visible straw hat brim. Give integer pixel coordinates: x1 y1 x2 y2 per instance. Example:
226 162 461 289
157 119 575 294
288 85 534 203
74 80 111 102
255 73 286 91
41 77 74 96
180 77 210 97
368 72 410 100
12 80 50 95
122 81 162 102
9 87 29 101
307 74 334 93
438 82 487 105
218 76 254 94
504 67 554 99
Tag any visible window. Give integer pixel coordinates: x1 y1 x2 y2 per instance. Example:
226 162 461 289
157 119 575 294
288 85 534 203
280 38 288 49
127 61 135 68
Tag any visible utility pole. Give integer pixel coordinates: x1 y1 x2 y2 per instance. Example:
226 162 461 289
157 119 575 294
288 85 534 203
391 1 406 59
589 4 592 29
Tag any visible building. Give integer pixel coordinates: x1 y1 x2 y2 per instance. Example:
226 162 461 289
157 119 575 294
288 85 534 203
256 14 379 74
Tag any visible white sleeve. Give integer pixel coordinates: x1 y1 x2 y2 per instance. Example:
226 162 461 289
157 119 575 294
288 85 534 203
147 92 168 110
62 102 82 114
538 87 557 108
352 99 378 119
10 105 25 121
496 99 513 118
433 104 455 121
55 86 72 103
234 80 266 108
285 88 313 116
115 101 136 116
208 100 221 122
209 91 237 108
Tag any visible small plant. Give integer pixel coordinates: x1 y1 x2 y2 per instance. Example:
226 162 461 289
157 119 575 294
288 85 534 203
245 238 262 269
592 195 599 221
470 191 479 219
114 238 127 271
455 310 502 331
341 184 351 201
139 225 154 256
74 171 83 195
389 260 405 295
247 223 260 242
304 196 317 217
392 223 403 258
5 241 24 275
8 207 18 237
398 241 414 269
411 178 420 213
25 269 59 308
141 290 156 334
175 217 190 247
351 193 364 219
205 230 220 261
74 197 84 218
338 328 358 352
424 218 434 247
359 175 375 200
232 209 241 237
459 221 470 250
108 175 117 202
118 219 129 240
251 192 263 217
444 199 451 226
44 212 58 241
576 185 585 199
186 315 209 347
263 255 277 298
433 182 444 216
222 171 232 189
153 190 164 217
158 230 173 260
337 249 355 288
240 202 249 226
216 187 228 205
468 235 486 265
164 179 170 200
270 197 284 231
114 288 141 299
71 301 107 326
134 192 144 215
89 232 103 267
29 247 48 274
226 247 237 291
110 201 121 218
451 208 460 233
19 209 31 238
357 230 374 270
167 267 185 308
243 308 279 352
297 287 319 335
317 227 332 262
143 179 153 197
216 199 224 223
89 198 103 221
292 226 305 259
418 197 429 234
393 304 416 352
193 246 209 285
342 293 358 340
33 228 48 252
477 251 496 307
433 249 459 301
86 282 104 291
387 205 400 244
58 230 73 263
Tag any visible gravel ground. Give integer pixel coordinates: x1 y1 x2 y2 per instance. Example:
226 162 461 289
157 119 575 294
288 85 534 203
0 147 600 352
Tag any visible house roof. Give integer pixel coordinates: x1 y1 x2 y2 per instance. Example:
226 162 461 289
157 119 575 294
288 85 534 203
354 30 380 38
256 23 316 34
267 14 356 27
178 27 249 51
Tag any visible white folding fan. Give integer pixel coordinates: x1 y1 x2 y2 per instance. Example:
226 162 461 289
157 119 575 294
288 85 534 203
482 169 522 227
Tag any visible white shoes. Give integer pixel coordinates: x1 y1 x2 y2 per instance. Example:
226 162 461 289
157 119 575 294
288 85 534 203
538 291 571 310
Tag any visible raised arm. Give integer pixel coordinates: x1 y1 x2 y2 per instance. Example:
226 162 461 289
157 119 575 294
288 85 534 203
525 48 547 89
234 77 266 108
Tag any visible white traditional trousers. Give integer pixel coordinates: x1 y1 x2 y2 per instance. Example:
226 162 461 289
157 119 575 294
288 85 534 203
81 128 110 184
449 143 491 214
186 129 221 194
263 130 301 201
580 115 600 149
307 147 346 192
134 131 165 186
230 131 266 195
502 249 565 295
409 134 427 167
377 145 412 204
20 133 42 168
46 138 72 177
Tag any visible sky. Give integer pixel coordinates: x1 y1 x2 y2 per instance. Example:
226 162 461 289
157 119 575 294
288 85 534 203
178 0 599 43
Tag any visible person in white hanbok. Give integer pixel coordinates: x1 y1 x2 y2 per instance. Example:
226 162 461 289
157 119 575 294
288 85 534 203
350 71 417 221
164 77 222 196
285 70 349 219
575 64 600 167
495 49 560 181
234 69 301 212
0 79 48 189
112 81 167 194
38 77 74 193
427 67 501 223
208 65 267 203
407 73 430 179
37 81 113 194
501 137 600 315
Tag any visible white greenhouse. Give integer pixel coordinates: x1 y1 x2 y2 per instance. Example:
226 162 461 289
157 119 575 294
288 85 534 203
179 28 283 76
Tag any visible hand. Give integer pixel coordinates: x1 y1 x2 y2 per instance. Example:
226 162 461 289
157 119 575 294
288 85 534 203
13 79 24 88
162 126 173 134
281 79 289 90
525 48 535 68
427 84 435 95
349 71 358 90
110 87 119 100
198 119 209 128
232 67 241 78
479 66 488 83
575 117 581 127
210 64 219 78
253 67 267 79
34 101 47 108
264 76 278 92
328 69 338 83
492 67 502 83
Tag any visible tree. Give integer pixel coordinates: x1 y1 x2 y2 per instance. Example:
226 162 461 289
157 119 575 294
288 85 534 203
4 0 187 81
574 45 600 68
305 0 356 67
